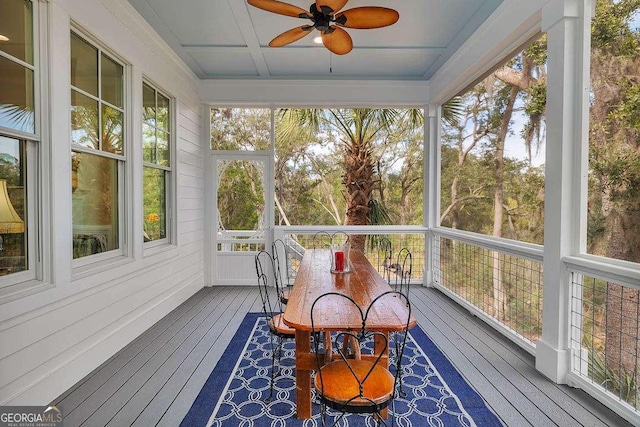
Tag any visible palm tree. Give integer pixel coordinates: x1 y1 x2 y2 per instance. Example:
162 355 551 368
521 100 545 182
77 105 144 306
279 108 423 251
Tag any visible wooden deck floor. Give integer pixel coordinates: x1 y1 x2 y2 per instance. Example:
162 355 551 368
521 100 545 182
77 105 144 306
53 285 631 426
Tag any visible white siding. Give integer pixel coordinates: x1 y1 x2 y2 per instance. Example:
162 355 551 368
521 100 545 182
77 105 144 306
0 0 204 405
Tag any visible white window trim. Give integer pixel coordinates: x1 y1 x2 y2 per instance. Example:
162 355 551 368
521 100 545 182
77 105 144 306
0 0 52 303
142 80 174 250
70 28 131 269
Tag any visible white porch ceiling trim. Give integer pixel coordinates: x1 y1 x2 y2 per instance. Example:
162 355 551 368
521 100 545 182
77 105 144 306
429 0 548 104
199 79 429 106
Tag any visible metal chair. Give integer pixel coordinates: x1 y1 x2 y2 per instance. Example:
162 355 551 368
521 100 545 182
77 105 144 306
390 248 412 397
272 238 291 304
313 231 332 249
377 237 393 285
311 291 411 426
331 231 349 245
392 248 412 297
254 251 295 401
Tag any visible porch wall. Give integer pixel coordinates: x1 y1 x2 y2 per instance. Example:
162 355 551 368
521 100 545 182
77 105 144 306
0 0 204 405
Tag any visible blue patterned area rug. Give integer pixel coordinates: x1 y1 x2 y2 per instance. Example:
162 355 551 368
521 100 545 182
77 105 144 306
181 312 503 427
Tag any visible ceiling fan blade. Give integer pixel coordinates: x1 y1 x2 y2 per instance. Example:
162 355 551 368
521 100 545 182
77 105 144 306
322 26 352 55
315 0 348 14
335 7 399 29
269 26 313 47
247 0 310 18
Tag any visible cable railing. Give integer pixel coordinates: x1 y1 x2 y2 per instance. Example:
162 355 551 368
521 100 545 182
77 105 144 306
568 264 640 420
431 227 544 353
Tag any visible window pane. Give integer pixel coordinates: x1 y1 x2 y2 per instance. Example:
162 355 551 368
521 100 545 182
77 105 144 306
157 131 169 167
71 90 99 149
101 53 123 108
143 123 155 163
0 136 27 275
72 151 119 258
0 55 34 133
143 166 166 241
102 105 123 155
70 32 98 96
0 0 33 64
157 93 169 131
142 83 155 126
211 108 270 150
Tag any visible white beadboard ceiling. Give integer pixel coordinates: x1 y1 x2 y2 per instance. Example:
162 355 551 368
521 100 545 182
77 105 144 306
127 0 504 81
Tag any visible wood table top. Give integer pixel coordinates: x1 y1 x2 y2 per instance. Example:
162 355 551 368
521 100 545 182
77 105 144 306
283 249 415 332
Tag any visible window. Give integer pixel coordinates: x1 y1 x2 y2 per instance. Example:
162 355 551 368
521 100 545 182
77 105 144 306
0 0 36 284
71 31 124 260
0 0 34 134
142 82 171 243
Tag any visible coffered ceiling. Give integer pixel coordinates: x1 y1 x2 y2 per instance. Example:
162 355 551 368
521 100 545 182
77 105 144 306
127 0 504 81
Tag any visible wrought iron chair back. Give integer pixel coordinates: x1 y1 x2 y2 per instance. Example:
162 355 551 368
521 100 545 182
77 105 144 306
313 231 333 249
331 231 349 245
377 237 393 285
255 252 295 400
393 248 413 297
310 291 411 426
271 239 291 303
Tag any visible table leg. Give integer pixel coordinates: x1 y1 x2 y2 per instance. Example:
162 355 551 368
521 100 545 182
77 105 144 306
295 330 312 419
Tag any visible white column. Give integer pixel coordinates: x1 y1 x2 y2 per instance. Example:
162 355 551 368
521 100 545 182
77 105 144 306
536 0 591 383
202 104 214 286
48 3 73 286
129 67 143 260
424 104 440 287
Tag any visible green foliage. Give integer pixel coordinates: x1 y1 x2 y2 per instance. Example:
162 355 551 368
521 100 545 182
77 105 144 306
592 0 640 55
274 108 424 228
217 160 264 231
211 108 270 150
585 334 639 408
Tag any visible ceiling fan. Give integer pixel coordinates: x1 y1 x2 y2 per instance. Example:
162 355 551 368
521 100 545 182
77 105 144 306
247 0 399 55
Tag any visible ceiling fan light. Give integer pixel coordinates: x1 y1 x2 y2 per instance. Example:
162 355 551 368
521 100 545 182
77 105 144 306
313 36 323 44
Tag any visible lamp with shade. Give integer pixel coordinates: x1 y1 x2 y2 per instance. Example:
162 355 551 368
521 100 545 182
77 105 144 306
0 179 24 252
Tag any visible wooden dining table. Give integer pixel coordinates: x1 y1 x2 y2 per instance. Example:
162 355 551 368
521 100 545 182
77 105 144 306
282 248 416 419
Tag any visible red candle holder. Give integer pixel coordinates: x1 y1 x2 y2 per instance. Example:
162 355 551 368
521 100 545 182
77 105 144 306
331 243 350 273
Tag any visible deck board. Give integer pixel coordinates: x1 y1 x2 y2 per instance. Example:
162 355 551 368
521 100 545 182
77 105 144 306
53 288 217 415
53 285 632 427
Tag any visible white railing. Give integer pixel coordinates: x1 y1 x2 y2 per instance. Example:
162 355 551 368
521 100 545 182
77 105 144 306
431 227 544 355
430 227 640 425
273 225 427 284
217 230 265 252
565 255 640 424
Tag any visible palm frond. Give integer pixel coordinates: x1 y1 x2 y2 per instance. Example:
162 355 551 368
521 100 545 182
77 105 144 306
0 103 34 133
442 96 465 128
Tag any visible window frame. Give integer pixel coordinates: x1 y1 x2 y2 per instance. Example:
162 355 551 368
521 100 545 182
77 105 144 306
0 0 42 296
70 28 129 266
142 80 173 249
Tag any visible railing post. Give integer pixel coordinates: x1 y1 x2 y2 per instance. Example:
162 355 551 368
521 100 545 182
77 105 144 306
424 104 441 288
536 0 591 383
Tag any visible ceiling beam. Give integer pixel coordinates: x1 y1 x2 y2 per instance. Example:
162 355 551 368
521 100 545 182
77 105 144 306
226 0 271 77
